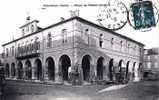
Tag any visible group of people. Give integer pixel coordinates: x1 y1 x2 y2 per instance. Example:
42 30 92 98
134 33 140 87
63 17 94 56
68 65 82 85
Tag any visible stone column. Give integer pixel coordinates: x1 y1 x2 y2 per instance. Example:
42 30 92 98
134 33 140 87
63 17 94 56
23 66 26 80
15 64 18 80
32 66 36 80
43 63 48 81
55 61 60 83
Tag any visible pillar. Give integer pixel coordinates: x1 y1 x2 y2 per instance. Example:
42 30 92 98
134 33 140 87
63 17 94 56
32 65 36 80
55 61 61 83
43 63 49 81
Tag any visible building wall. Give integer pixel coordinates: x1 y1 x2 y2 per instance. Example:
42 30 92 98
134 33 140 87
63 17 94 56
2 18 144 84
144 48 159 72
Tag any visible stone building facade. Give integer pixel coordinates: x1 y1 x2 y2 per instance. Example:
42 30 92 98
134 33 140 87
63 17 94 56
2 16 144 84
143 48 159 79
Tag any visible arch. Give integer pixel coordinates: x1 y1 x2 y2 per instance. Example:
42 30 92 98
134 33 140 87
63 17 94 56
5 63 10 78
108 59 114 80
17 61 23 79
132 62 136 80
96 57 104 80
132 62 136 72
46 57 55 81
82 55 92 81
118 60 124 73
126 61 130 78
34 59 42 80
11 63 16 77
59 55 71 81
25 60 32 80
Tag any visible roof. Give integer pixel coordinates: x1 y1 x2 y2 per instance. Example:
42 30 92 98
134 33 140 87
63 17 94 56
20 20 39 29
2 16 145 46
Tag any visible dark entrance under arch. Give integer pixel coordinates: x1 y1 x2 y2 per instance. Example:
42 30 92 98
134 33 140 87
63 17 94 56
118 60 123 73
17 62 23 79
82 55 91 81
11 63 16 77
109 59 114 80
25 60 32 80
59 55 71 81
97 57 104 80
132 62 136 80
126 61 130 78
35 59 42 80
5 63 10 78
46 57 55 81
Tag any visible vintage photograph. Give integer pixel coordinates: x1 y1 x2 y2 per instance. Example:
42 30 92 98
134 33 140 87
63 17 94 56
0 0 158 100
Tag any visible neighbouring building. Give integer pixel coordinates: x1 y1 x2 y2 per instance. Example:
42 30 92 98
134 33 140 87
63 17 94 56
143 48 159 79
2 16 144 85
0 53 4 68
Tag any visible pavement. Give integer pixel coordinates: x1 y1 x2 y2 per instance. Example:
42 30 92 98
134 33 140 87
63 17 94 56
2 80 159 100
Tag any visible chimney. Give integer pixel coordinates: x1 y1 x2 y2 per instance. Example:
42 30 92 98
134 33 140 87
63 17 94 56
60 17 65 21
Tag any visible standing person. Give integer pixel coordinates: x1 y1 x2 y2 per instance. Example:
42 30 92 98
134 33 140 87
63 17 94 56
68 66 72 83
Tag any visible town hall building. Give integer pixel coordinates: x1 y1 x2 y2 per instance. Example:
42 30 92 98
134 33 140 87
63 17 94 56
2 16 144 85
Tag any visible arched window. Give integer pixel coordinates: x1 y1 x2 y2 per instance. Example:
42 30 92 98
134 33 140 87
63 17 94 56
31 25 34 33
22 29 25 36
6 48 9 57
85 29 89 44
111 38 115 50
11 46 14 56
35 37 40 50
120 41 123 52
99 34 103 48
47 33 52 47
62 29 67 43
111 38 114 44
128 43 130 54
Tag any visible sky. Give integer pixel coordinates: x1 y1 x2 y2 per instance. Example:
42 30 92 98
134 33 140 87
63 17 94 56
0 0 159 53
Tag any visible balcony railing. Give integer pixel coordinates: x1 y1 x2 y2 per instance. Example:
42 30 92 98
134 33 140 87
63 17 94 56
15 42 40 59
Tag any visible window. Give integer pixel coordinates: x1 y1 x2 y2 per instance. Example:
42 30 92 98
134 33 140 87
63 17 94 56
27 26 29 32
147 62 151 69
134 46 136 50
128 43 130 54
120 41 123 51
85 29 89 32
134 46 137 55
111 38 114 45
35 37 40 50
18 44 20 54
6 48 8 57
12 46 14 56
84 28 89 44
62 29 67 43
154 62 158 68
47 33 52 47
147 56 150 60
22 29 25 36
154 55 158 59
111 38 114 50
139 48 142 55
31 25 34 33
99 34 103 47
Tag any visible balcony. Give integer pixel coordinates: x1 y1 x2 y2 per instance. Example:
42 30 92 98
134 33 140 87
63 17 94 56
15 42 40 60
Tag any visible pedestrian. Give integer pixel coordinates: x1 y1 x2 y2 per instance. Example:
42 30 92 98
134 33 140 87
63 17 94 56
68 66 72 82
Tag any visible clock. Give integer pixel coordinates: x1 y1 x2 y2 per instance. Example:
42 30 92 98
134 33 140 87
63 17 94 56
97 1 128 30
